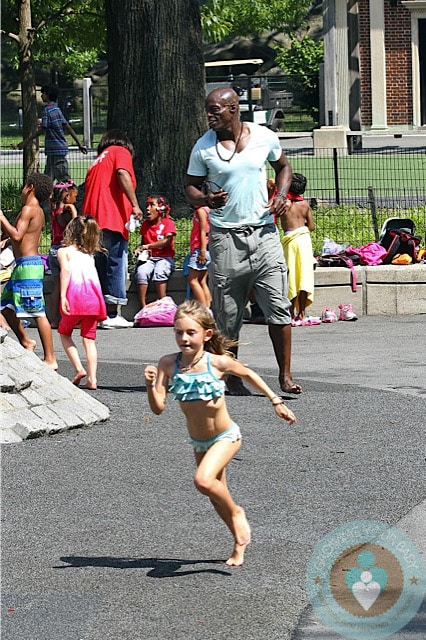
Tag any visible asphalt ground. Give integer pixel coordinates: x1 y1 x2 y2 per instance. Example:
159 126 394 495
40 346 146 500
2 314 425 640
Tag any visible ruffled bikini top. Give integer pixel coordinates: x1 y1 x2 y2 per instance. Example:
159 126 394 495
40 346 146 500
169 352 225 402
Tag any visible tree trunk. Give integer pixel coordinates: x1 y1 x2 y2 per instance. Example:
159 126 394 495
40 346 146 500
19 0 40 182
105 0 207 216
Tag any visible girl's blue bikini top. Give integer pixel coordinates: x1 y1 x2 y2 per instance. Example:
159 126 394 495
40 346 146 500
169 352 225 402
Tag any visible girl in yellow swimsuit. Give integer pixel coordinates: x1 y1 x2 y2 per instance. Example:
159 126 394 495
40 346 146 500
144 299 296 566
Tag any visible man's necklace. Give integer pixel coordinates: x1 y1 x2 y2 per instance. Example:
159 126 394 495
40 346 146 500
215 123 243 163
179 351 205 372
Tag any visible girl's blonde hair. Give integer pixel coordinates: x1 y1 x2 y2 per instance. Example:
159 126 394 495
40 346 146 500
62 216 105 255
174 300 237 356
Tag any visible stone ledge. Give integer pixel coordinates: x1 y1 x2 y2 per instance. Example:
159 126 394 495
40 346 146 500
364 264 426 284
0 336 110 444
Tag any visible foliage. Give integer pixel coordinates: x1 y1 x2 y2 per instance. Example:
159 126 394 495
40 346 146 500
274 36 323 117
0 180 22 216
1 0 105 81
200 0 313 42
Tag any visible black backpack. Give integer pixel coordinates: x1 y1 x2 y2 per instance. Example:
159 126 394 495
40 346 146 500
379 218 421 264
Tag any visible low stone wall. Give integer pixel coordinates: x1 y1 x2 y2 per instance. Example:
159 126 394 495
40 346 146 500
310 264 426 316
41 264 426 321
0 330 110 444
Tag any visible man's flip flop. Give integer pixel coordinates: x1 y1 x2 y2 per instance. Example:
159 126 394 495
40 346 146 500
279 380 302 395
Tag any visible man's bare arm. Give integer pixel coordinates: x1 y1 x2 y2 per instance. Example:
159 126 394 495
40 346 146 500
269 152 293 217
185 174 228 209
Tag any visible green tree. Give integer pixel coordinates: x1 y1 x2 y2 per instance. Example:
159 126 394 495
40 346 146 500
274 36 323 118
105 0 206 216
1 0 104 179
200 0 313 41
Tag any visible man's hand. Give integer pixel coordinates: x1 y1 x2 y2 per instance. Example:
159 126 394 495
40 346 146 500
207 189 228 209
269 194 288 217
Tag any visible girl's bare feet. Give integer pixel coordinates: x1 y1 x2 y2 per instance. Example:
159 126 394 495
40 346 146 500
23 338 37 351
226 541 248 566
225 509 251 566
232 508 251 545
72 370 87 385
81 382 97 390
44 358 58 370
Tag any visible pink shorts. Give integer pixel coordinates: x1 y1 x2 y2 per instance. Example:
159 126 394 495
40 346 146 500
58 315 99 340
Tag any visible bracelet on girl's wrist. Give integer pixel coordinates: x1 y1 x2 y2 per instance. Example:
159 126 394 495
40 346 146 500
276 192 286 200
270 396 280 404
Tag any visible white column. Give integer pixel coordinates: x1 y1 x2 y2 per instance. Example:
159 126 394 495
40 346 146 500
370 0 387 129
314 0 350 154
335 0 350 127
402 1 426 127
323 0 337 125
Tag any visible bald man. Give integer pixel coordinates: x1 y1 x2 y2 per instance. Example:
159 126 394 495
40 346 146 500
185 88 301 396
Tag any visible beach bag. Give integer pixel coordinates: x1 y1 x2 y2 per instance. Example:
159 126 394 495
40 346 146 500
379 217 420 264
380 229 421 264
345 242 387 266
379 217 416 240
133 296 177 327
318 251 359 292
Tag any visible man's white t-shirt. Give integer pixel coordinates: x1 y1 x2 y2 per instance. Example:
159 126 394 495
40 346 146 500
187 122 282 228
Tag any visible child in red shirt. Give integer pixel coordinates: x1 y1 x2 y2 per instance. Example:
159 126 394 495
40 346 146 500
134 196 177 308
48 182 78 328
187 205 211 307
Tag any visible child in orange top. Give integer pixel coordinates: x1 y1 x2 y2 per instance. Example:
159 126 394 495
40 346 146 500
187 205 211 307
134 196 177 308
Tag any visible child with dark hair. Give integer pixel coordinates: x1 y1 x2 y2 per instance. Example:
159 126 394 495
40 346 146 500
280 173 316 324
134 195 177 309
0 173 57 368
17 84 87 182
186 204 211 307
57 216 107 389
48 182 78 327
144 300 296 566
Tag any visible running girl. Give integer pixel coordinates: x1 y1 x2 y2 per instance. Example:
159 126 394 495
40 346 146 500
144 299 296 566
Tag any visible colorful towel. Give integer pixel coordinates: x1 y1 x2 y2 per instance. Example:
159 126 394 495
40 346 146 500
282 226 314 309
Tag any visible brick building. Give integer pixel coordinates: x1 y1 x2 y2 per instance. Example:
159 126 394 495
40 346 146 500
321 0 426 132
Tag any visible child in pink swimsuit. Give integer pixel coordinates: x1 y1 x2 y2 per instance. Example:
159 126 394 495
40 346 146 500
57 216 107 389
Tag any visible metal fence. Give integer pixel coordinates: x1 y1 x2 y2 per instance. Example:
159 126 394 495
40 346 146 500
1 145 425 264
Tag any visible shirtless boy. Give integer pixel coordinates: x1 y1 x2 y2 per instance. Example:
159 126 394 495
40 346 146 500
280 173 315 322
0 173 57 368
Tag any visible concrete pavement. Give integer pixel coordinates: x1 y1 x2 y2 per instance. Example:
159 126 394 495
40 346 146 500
1 315 425 639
